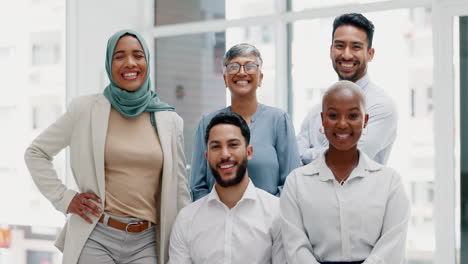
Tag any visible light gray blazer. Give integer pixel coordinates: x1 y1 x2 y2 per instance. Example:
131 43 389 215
24 94 191 264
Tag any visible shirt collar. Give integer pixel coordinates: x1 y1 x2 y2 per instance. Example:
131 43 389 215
301 150 383 182
228 103 264 123
355 73 370 92
206 178 258 205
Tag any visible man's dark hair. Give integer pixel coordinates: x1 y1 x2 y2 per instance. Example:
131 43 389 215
205 112 250 145
332 13 375 49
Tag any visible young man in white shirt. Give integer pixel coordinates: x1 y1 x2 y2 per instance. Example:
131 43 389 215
297 13 398 165
168 112 285 264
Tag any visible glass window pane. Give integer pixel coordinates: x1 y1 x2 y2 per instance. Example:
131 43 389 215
292 0 389 12
154 25 275 167
0 0 65 263
290 8 434 263
154 33 226 166
1 1 66 227
154 0 275 25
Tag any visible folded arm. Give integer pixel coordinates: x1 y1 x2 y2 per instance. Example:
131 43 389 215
358 100 398 164
297 106 328 165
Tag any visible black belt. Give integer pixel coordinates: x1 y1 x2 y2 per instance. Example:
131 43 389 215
319 261 365 264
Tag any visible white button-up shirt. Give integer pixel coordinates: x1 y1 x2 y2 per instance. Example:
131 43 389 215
280 151 410 264
169 180 286 264
296 74 398 165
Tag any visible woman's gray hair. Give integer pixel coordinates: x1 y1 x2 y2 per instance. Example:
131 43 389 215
322 80 367 110
222 43 263 69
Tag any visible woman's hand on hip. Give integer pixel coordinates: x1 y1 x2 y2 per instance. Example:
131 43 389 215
67 193 102 224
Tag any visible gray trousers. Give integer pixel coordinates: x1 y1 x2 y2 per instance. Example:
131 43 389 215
78 214 157 264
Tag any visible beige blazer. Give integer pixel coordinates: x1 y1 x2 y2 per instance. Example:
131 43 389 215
24 94 191 264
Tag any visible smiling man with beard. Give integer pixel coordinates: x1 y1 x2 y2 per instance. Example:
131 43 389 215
168 112 285 264
297 13 398 166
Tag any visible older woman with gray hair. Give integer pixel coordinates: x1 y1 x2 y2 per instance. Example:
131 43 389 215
190 43 301 201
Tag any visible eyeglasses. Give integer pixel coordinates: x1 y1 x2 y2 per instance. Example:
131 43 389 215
225 62 260 74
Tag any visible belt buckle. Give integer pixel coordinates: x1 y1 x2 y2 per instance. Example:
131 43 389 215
125 221 143 233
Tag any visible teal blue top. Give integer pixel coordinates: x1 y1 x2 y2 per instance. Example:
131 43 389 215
103 29 174 118
190 104 301 200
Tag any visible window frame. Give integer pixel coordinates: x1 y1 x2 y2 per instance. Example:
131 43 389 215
433 2 468 263
64 0 468 262
142 1 460 262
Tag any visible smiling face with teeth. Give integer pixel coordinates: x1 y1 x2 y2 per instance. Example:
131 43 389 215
223 54 263 99
206 123 253 188
330 25 375 83
111 35 147 92
321 84 369 153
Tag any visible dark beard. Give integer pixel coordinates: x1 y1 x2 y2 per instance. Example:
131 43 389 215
333 60 365 82
210 157 248 188
336 70 359 82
